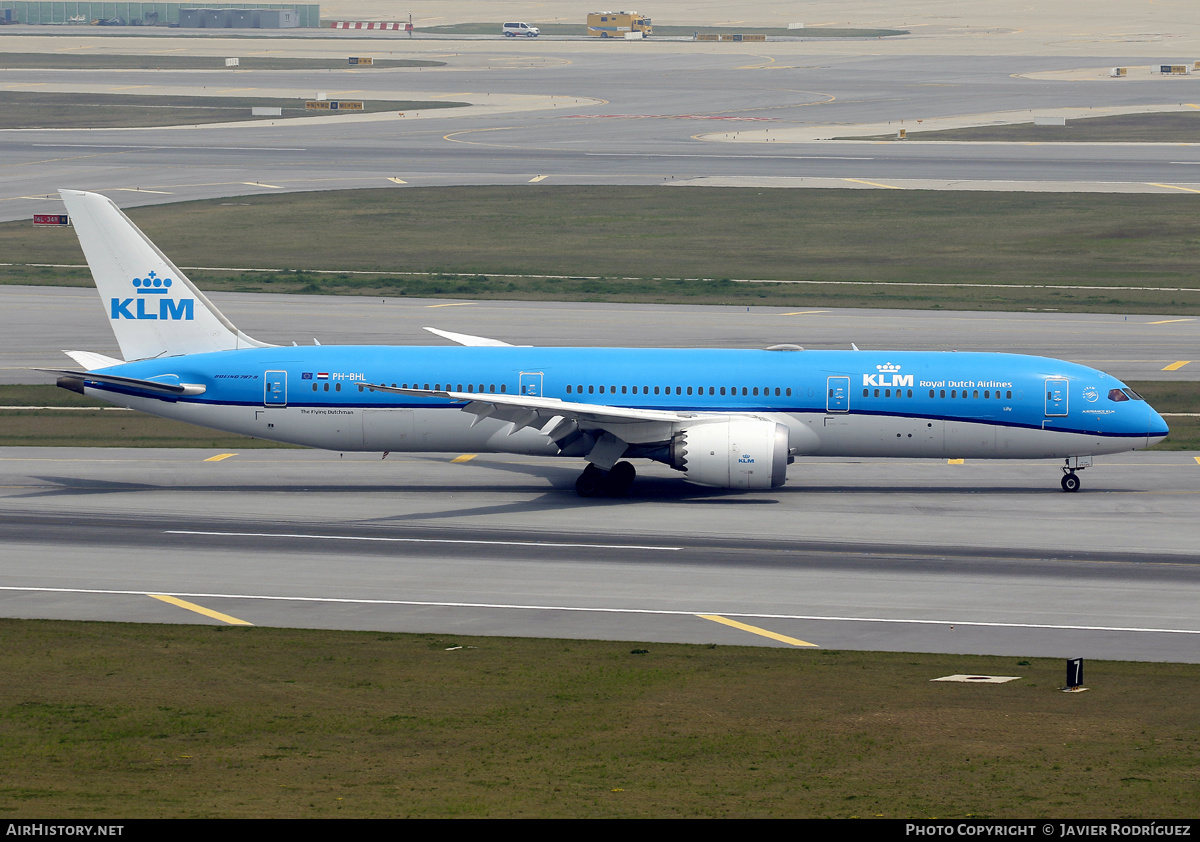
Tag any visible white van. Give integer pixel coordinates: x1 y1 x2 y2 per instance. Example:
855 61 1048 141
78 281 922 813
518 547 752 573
502 22 540 37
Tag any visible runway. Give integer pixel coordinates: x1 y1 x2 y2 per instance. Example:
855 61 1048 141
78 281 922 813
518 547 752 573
4 288 1199 661
1 447 1198 661
1 11 1198 660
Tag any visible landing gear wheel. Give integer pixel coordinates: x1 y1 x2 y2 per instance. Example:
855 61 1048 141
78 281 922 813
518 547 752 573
576 463 606 497
605 461 636 497
1061 472 1081 493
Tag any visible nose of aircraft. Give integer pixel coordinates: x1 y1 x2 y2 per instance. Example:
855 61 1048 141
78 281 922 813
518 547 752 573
1147 404 1170 447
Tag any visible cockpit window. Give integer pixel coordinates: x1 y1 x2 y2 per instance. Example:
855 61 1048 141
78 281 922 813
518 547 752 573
1122 388 1145 401
1107 389 1130 402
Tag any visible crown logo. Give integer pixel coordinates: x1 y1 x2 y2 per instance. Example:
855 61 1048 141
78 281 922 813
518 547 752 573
876 362 901 373
132 270 172 294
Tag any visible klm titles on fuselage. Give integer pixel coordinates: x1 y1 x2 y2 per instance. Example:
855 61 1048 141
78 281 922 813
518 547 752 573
863 362 913 389
110 272 194 321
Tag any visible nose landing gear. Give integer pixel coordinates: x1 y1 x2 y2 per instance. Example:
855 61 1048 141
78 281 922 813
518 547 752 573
1059 455 1091 492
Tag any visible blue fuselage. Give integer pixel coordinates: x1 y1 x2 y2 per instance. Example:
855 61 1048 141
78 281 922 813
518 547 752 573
91 347 1167 458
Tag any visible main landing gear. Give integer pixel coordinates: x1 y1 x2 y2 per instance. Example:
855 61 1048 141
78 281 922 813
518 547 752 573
575 461 636 497
1060 455 1091 492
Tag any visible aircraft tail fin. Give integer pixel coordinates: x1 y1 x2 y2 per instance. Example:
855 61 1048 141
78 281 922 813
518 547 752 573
59 189 272 361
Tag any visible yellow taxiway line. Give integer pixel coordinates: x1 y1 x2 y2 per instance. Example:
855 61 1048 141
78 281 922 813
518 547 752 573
698 614 816 647
149 594 252 626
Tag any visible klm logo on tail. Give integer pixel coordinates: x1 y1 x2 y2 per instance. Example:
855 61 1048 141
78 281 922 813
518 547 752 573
110 271 194 321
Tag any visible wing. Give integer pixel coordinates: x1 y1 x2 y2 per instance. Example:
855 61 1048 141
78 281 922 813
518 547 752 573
357 381 710 465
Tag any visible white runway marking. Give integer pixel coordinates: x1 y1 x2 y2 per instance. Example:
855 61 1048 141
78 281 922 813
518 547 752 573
165 529 682 552
30 144 307 151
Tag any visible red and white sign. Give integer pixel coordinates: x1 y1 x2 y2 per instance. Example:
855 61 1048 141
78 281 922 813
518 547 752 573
331 21 404 30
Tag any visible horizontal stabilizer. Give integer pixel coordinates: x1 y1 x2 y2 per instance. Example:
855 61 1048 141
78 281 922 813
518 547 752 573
40 368 206 397
423 327 527 347
63 350 124 371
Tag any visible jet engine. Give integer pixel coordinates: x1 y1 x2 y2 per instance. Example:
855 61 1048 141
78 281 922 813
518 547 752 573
670 418 790 489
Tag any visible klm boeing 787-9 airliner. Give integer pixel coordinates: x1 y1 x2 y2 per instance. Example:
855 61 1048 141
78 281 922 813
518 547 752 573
42 190 1169 497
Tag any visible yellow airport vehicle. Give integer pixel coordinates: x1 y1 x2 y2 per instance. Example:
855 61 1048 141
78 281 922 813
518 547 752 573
587 11 652 38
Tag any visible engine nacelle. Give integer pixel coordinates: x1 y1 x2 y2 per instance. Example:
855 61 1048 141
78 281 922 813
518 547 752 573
671 418 790 489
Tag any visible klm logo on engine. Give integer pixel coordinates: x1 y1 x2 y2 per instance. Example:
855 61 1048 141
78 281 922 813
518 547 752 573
738 454 755 464
110 271 194 321
863 362 912 388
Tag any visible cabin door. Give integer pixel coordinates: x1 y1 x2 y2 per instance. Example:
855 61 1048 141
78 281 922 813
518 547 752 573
1044 378 1068 417
826 376 850 413
264 370 287 407
519 371 543 397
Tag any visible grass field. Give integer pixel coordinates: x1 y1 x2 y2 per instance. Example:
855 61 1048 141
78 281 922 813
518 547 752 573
2 383 1194 450
3 187 1200 314
0 619 1195 818
847 110 1200 143
0 91 466 130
